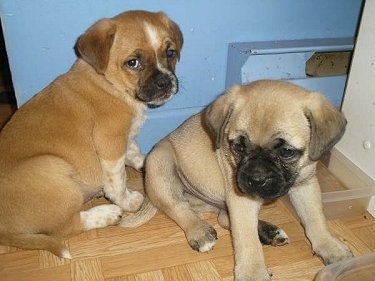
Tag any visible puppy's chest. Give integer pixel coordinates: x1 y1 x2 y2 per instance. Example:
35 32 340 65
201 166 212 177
128 105 147 139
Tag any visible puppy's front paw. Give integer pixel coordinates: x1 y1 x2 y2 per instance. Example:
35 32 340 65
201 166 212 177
121 189 144 212
186 223 217 252
313 237 353 265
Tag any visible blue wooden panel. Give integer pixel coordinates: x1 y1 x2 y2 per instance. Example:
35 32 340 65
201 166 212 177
138 107 204 153
291 76 348 107
241 52 314 82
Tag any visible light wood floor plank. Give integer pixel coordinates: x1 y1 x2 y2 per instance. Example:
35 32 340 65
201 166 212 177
186 261 222 281
2 263 71 281
270 259 323 281
162 264 194 281
71 258 105 281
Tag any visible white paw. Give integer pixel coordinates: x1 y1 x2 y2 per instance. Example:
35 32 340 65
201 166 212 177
199 240 216 252
61 249 72 259
187 223 217 252
272 228 289 246
81 204 123 230
121 189 144 212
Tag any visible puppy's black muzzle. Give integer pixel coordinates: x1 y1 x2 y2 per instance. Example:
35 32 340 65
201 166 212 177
236 154 293 200
137 71 178 108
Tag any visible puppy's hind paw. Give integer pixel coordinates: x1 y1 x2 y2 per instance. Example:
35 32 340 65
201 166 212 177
187 223 217 253
81 204 123 230
121 189 144 212
258 220 289 246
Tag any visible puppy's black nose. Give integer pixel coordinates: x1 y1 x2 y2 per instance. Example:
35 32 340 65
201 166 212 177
156 75 171 90
248 174 271 188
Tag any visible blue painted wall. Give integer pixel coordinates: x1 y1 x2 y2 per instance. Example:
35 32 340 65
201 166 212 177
0 0 363 152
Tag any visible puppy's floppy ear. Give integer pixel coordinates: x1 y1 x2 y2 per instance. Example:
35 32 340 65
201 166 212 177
75 19 117 74
205 85 241 149
304 92 347 161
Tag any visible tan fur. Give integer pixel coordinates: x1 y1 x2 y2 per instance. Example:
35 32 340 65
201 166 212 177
122 80 353 281
0 10 183 258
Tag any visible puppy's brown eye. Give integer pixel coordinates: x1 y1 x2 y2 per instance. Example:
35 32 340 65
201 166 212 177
166 49 176 59
230 136 247 155
279 148 296 159
232 143 244 154
127 59 142 70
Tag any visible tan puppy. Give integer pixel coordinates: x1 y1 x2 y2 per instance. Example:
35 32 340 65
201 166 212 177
0 10 183 258
122 80 353 281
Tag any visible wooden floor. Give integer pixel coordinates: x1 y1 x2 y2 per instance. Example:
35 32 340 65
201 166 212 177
0 105 375 281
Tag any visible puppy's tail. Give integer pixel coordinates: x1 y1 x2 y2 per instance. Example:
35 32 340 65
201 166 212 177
0 232 71 259
119 196 158 228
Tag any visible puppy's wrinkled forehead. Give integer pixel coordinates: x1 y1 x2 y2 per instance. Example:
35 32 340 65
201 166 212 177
233 87 310 149
113 11 181 56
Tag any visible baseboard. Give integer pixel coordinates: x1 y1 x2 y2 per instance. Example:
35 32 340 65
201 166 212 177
368 197 375 217
328 148 375 217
